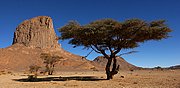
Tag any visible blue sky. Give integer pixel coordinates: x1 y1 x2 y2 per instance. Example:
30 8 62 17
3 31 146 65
0 0 179 67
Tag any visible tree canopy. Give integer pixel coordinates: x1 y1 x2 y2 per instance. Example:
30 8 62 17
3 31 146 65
59 19 171 55
40 53 63 75
59 18 171 79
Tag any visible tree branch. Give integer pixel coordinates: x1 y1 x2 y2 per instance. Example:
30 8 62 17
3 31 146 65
108 46 114 54
118 51 138 56
90 45 101 53
114 48 121 55
94 45 109 59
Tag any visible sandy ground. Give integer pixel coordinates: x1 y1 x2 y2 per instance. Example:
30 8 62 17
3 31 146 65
0 70 179 88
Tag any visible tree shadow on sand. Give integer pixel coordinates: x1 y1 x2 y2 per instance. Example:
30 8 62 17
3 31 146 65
13 76 106 82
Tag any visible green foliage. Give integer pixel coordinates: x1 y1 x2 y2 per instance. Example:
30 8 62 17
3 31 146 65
59 18 171 54
29 65 41 74
40 53 63 75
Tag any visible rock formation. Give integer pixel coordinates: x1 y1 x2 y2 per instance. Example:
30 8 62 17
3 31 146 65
12 16 60 49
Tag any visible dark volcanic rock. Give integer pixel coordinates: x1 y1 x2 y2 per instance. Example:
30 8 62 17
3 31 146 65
12 16 60 49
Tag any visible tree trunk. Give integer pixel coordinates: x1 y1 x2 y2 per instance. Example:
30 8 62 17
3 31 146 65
105 56 119 80
106 58 112 80
48 65 52 75
51 65 55 75
49 65 52 75
110 57 119 79
48 70 51 75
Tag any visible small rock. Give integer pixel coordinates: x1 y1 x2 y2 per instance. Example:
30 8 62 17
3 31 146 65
133 82 138 84
121 76 124 78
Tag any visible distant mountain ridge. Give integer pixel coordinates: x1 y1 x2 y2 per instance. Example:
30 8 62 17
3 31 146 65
168 65 180 69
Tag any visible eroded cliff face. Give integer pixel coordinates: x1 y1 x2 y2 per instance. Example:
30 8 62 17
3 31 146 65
12 16 60 49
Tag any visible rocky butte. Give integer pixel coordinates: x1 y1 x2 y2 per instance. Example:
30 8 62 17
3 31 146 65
12 16 60 49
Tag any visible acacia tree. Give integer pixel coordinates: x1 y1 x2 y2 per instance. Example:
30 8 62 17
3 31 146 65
29 65 41 78
40 53 63 75
59 19 171 80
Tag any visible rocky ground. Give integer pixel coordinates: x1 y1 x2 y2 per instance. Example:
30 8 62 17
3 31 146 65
0 70 179 88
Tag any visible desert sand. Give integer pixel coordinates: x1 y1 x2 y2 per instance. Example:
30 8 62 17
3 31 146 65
0 70 179 88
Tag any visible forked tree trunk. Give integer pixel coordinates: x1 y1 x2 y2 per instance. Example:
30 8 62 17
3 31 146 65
48 64 55 75
110 57 119 79
105 56 119 80
106 58 112 80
